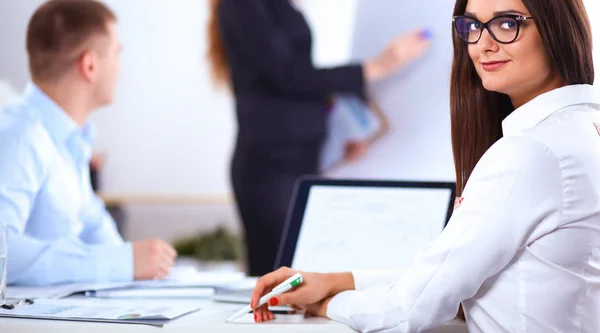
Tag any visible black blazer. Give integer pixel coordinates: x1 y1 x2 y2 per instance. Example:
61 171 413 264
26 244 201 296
218 0 365 143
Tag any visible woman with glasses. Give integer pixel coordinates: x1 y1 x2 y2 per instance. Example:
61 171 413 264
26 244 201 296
208 0 432 277
249 0 600 331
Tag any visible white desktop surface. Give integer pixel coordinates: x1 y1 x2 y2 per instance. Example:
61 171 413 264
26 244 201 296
0 296 468 333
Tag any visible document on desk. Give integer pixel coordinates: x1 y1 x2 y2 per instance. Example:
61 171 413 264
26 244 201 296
85 269 246 299
7 282 132 300
7 268 246 300
0 299 200 327
132 268 246 288
88 287 215 299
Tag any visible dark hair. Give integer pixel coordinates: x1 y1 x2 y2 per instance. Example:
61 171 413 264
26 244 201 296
450 0 594 195
26 0 117 82
207 0 229 88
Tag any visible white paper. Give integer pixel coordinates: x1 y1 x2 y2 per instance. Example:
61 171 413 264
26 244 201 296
132 268 246 288
211 277 259 303
291 185 452 273
320 95 382 171
7 282 132 300
91 287 215 299
7 268 245 300
0 298 199 321
218 277 259 291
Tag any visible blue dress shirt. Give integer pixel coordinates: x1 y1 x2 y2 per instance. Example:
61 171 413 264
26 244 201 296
0 83 133 286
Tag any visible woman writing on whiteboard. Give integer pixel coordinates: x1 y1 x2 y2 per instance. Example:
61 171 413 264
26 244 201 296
207 0 432 276
250 0 600 331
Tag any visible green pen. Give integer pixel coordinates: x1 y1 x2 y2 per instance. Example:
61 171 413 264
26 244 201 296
226 273 303 323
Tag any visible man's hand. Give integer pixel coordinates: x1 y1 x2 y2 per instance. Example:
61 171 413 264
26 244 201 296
132 238 177 280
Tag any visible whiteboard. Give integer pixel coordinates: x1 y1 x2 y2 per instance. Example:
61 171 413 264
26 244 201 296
328 0 456 182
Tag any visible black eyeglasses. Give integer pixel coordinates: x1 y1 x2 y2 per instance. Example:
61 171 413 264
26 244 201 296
453 14 534 44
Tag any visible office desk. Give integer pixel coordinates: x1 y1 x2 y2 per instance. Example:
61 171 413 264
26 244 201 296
0 297 468 333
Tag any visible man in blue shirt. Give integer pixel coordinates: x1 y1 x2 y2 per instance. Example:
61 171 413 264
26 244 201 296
0 0 177 286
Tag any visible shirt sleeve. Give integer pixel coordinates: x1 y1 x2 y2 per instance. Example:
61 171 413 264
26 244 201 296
219 0 364 96
326 137 564 333
351 269 407 291
0 130 133 286
79 193 124 245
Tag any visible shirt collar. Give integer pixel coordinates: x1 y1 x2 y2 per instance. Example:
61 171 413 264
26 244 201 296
502 84 600 137
22 82 81 145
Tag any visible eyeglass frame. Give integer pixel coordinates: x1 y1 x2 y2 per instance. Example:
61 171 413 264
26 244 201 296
452 14 534 44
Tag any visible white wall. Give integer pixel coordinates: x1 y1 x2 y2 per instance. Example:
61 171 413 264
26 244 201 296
0 0 42 89
296 0 359 67
585 0 600 80
0 80 18 106
90 0 235 196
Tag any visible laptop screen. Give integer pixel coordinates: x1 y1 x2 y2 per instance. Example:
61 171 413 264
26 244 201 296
275 178 455 273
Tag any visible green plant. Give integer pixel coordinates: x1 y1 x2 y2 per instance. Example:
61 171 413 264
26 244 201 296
172 235 197 257
173 225 245 262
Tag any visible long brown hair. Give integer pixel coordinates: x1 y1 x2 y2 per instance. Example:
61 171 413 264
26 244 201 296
207 0 229 88
450 0 594 195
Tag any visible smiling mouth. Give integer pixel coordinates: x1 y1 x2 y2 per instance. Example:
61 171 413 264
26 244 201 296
481 60 510 71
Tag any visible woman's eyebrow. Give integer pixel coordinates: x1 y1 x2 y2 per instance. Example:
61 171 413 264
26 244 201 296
493 10 527 16
464 11 478 19
463 10 528 20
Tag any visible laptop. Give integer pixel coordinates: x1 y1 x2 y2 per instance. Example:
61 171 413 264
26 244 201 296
212 177 455 303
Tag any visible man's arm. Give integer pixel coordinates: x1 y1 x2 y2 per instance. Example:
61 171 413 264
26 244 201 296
8 233 133 286
79 194 124 245
0 127 133 286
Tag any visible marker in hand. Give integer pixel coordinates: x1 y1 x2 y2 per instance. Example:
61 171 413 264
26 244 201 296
226 273 303 323
421 28 433 40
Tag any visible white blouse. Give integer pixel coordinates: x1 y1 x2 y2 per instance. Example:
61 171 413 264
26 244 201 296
326 84 600 333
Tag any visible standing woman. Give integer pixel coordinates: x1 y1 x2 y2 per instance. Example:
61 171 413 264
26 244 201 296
250 0 600 331
207 0 432 276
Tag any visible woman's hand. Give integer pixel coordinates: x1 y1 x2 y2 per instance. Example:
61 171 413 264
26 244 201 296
294 296 334 318
364 28 432 82
344 140 368 162
250 267 354 323
454 196 464 210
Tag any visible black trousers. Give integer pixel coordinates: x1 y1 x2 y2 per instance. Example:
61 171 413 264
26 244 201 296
231 137 322 277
